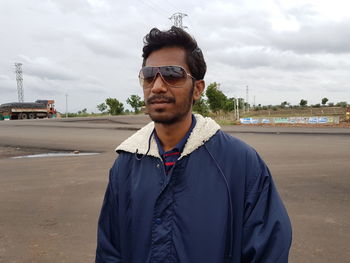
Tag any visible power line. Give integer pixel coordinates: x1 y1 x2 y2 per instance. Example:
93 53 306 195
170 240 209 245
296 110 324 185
162 0 181 13
137 0 166 17
147 0 170 14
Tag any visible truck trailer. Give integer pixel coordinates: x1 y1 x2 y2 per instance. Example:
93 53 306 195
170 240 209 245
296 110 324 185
0 100 57 120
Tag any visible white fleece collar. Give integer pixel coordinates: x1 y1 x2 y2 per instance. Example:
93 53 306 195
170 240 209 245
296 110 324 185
115 114 220 159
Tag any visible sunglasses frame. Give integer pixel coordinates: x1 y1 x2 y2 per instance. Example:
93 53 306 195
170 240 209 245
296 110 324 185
138 65 195 89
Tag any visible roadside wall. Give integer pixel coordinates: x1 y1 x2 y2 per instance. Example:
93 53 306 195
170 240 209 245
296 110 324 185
240 116 340 124
246 107 346 117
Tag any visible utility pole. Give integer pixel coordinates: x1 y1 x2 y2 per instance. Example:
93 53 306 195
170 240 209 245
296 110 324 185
246 85 249 113
234 96 236 120
234 97 237 120
169 13 188 29
15 63 24 102
65 94 68 118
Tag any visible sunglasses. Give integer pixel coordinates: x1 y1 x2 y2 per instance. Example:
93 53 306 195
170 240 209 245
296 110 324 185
138 65 195 88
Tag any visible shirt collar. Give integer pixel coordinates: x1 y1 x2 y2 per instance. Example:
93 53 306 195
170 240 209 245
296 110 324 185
154 114 197 156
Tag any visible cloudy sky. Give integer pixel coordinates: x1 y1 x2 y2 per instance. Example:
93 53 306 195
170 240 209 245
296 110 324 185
1 0 349 112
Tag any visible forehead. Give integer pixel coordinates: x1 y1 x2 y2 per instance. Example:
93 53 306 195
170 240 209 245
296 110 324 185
145 47 189 70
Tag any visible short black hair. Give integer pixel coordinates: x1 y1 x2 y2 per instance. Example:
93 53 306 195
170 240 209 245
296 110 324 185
142 26 207 80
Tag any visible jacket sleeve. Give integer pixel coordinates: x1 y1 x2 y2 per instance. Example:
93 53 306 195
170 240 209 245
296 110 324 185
242 156 292 263
95 163 122 263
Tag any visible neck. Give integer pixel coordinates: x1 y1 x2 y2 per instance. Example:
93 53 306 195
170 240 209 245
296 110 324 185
154 113 192 152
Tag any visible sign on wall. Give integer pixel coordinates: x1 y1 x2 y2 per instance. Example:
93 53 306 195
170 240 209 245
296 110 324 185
240 116 339 124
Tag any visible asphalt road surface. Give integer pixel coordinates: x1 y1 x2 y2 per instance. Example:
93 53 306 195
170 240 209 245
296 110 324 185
0 116 349 263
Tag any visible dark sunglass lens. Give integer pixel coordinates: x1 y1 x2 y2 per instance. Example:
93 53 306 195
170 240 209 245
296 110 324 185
142 67 155 78
141 67 158 86
160 66 186 85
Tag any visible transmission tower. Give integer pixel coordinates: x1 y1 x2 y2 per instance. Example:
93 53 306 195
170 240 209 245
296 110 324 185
169 13 188 29
15 63 24 102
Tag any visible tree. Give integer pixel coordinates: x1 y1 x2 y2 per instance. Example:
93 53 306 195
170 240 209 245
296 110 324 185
280 101 289 108
336 101 348 108
321 98 328 106
237 98 245 109
105 98 124 115
78 108 87 114
193 93 209 116
223 97 235 112
205 82 227 113
299 99 308 107
126 95 144 113
97 103 107 113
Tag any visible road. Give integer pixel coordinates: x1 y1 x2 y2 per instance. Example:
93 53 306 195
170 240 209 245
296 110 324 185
0 116 349 262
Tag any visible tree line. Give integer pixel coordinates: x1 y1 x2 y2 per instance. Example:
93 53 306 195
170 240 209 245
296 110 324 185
95 82 248 116
96 95 145 115
93 82 348 116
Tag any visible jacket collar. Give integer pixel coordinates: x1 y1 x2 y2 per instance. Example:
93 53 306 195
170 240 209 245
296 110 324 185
116 114 220 159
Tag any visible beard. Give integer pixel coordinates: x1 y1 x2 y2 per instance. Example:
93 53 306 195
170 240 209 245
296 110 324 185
146 86 194 125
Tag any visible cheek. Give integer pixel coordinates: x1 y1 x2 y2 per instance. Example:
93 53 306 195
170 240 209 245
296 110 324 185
143 89 149 100
176 89 193 105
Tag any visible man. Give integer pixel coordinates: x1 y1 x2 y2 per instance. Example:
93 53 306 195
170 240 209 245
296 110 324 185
96 26 292 262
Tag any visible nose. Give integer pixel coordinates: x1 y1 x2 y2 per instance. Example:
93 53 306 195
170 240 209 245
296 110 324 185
150 73 168 93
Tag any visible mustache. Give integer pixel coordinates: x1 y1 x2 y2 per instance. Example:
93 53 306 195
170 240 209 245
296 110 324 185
147 95 176 104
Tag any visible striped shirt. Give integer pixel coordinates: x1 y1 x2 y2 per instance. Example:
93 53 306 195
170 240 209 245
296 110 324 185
154 115 196 174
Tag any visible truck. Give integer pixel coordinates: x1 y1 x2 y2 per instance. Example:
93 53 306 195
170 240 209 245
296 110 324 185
0 100 57 120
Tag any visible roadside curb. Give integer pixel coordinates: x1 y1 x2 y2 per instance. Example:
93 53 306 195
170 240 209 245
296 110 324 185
221 127 350 136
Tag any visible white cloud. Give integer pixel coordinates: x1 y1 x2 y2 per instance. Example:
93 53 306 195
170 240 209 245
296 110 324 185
0 0 349 111
19 56 77 81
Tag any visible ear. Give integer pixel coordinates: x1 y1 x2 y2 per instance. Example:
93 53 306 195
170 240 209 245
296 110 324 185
193 80 205 101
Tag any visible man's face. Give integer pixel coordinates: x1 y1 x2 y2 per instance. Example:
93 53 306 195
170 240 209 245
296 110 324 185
142 47 203 124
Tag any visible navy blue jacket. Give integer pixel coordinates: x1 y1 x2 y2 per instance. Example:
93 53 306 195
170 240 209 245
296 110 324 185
96 115 292 262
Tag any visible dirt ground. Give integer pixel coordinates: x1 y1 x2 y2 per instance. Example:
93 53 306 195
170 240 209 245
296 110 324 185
0 116 349 263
